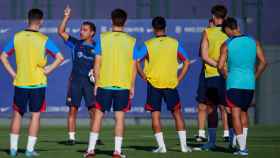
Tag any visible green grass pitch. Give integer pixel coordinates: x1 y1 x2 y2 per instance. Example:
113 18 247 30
0 125 280 158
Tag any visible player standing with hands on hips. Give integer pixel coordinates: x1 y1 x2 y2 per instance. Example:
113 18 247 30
1 8 64 157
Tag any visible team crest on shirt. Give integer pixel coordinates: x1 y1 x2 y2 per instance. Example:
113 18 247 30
77 51 94 60
77 51 83 58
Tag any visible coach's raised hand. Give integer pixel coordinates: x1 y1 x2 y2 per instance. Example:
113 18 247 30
64 5 71 18
58 5 71 41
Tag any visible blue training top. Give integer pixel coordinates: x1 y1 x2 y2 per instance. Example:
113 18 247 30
226 35 257 90
65 36 100 77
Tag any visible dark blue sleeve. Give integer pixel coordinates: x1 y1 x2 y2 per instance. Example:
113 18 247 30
134 44 148 60
65 36 79 49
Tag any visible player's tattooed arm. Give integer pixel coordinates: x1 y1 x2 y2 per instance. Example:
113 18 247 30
93 55 101 96
130 61 137 99
218 42 228 78
136 60 147 80
0 53 16 79
200 31 218 67
58 5 71 41
178 60 190 83
255 41 267 79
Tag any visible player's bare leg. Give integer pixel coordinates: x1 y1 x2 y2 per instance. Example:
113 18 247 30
67 106 78 145
84 109 104 158
196 103 207 142
151 111 166 153
25 112 41 157
172 110 192 152
241 111 249 143
232 107 247 155
89 107 104 145
10 111 22 156
219 105 229 142
112 111 126 157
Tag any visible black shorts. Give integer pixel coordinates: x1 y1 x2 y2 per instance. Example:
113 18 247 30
196 70 226 105
226 88 254 112
66 76 95 109
13 87 46 115
95 88 131 112
145 82 181 112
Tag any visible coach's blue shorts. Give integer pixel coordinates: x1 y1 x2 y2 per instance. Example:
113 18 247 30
66 75 95 109
226 88 254 112
196 70 226 105
145 82 181 112
13 87 46 115
95 88 131 112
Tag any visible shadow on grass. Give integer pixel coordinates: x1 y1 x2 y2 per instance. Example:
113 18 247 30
42 140 105 146
77 149 113 156
0 148 48 155
41 140 88 145
127 143 231 154
127 145 156 152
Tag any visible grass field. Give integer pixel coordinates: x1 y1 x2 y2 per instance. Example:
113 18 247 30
0 125 280 158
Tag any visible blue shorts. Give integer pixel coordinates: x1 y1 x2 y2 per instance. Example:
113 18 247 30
13 87 46 115
196 70 226 105
66 75 95 109
95 88 131 112
226 88 254 112
145 83 181 112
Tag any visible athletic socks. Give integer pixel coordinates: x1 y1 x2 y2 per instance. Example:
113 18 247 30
69 132 75 140
10 133 19 151
236 134 246 151
232 134 237 147
154 132 166 149
177 131 187 151
243 128 248 142
198 129 206 138
26 136 37 152
87 132 99 152
114 136 123 154
224 130 229 137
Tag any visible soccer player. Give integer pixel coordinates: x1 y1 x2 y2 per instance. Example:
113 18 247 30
58 5 102 146
196 5 233 150
196 18 230 142
0 9 64 157
136 16 192 153
218 17 267 156
84 9 139 158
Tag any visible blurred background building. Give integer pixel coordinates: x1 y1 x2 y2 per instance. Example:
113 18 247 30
0 0 278 44
0 0 279 124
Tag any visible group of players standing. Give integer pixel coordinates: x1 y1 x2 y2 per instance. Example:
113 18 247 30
0 4 267 158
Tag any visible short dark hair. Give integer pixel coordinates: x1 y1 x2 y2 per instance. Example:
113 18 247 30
28 8 44 22
222 17 238 32
82 21 96 32
152 16 166 30
211 5 227 19
111 9 127 26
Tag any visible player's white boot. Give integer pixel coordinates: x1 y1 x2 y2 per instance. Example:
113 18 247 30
181 144 192 153
152 146 167 153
